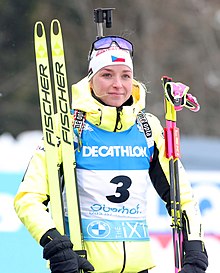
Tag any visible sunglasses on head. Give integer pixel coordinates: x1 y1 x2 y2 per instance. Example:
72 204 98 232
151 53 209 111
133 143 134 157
89 35 134 58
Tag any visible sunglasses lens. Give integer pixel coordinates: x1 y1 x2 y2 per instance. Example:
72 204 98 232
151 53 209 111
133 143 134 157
116 38 133 52
94 37 113 49
93 36 133 54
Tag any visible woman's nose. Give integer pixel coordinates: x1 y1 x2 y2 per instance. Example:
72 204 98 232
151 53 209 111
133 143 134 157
112 77 123 88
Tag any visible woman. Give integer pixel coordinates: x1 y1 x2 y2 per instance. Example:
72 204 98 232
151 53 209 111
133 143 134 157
14 36 208 273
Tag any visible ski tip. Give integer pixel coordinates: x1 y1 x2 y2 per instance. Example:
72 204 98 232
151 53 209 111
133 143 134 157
51 19 61 36
34 21 45 38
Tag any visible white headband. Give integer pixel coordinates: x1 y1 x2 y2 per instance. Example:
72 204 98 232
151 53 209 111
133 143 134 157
88 45 133 80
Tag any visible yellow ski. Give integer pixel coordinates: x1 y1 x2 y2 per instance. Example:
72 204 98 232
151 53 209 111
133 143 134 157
50 19 84 251
34 20 84 252
34 21 65 235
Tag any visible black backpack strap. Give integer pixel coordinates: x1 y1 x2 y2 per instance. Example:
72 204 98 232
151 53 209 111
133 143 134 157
72 109 86 149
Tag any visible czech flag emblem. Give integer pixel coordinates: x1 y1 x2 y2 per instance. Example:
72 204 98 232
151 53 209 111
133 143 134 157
111 56 125 62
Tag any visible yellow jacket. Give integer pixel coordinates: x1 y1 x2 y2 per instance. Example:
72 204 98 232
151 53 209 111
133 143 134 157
14 77 204 273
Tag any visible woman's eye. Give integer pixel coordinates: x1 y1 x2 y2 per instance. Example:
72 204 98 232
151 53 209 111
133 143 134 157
122 74 131 79
102 73 112 77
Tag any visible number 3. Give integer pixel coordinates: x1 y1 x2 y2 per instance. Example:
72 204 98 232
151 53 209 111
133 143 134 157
106 175 132 203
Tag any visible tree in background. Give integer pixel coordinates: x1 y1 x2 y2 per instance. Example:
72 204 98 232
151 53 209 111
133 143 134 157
1 0 220 137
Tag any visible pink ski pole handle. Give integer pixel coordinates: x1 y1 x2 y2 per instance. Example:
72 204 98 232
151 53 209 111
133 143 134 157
164 82 189 111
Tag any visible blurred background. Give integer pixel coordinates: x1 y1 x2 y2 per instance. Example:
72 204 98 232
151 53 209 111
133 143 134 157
1 0 220 272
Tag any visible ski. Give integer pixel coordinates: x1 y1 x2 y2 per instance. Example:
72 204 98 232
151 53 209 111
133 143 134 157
34 21 65 236
50 19 84 252
34 20 84 253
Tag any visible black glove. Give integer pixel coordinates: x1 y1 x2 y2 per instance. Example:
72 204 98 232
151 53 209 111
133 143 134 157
179 240 208 273
43 235 94 273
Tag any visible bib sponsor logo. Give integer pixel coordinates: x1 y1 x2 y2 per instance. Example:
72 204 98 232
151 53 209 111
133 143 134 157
83 219 150 241
87 220 110 238
89 203 141 216
82 145 148 158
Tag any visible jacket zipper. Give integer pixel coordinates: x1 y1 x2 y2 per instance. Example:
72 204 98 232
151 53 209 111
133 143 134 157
114 106 123 132
120 241 126 273
113 107 125 271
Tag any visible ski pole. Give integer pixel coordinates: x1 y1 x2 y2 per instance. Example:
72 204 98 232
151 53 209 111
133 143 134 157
162 76 183 273
161 76 200 272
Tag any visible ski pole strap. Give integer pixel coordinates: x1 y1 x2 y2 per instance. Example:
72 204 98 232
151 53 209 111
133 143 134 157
185 93 200 112
164 81 189 111
162 76 200 113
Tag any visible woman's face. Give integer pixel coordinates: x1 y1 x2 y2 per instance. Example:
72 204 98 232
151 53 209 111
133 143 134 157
90 65 133 107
